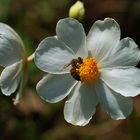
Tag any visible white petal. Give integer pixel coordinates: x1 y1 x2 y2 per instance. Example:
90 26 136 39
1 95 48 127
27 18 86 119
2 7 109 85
95 80 133 120
0 23 24 67
35 37 75 74
36 74 77 103
87 18 120 62
0 62 22 96
100 37 140 68
56 18 87 57
101 67 140 97
13 75 25 105
64 82 98 126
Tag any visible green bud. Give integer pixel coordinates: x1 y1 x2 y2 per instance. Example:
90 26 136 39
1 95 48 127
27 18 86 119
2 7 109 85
69 1 85 21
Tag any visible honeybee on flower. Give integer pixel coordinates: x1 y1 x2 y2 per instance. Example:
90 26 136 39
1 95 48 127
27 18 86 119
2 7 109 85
35 18 140 126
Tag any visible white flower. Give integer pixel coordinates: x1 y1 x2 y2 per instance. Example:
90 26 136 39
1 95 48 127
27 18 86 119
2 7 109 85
35 18 140 126
0 23 27 105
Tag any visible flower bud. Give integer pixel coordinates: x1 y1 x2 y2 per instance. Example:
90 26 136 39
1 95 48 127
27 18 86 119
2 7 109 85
69 1 85 21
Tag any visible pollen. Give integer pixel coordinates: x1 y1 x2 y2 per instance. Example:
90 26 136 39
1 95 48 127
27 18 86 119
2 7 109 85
78 57 99 83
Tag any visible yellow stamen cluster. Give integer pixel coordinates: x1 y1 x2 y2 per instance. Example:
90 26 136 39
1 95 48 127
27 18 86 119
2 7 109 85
78 58 99 83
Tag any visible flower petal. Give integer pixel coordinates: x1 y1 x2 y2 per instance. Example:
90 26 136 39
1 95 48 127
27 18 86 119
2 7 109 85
64 82 98 126
0 62 22 96
100 37 140 68
100 67 140 97
0 23 24 67
95 80 133 120
36 74 77 103
35 37 75 74
56 18 87 57
13 74 25 105
87 18 120 62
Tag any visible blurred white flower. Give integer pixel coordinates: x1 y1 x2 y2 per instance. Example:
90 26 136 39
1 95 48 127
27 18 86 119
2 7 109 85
35 18 140 126
0 23 27 105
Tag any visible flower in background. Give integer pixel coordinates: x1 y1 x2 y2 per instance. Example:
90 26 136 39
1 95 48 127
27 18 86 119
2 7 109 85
35 18 140 126
0 23 27 105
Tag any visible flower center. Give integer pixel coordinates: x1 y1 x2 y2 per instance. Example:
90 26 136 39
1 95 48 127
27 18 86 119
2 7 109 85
78 57 99 83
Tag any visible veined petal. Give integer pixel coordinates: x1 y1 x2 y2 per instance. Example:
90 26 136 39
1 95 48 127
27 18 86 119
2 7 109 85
56 18 87 57
35 37 75 74
0 23 24 67
100 67 140 97
64 82 98 126
95 80 133 120
36 74 77 103
87 18 120 62
100 37 140 68
0 61 22 96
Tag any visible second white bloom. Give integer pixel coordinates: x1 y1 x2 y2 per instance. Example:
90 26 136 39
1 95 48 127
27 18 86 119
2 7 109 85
0 23 27 105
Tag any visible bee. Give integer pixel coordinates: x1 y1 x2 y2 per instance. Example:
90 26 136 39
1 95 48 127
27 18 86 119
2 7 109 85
64 57 83 81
